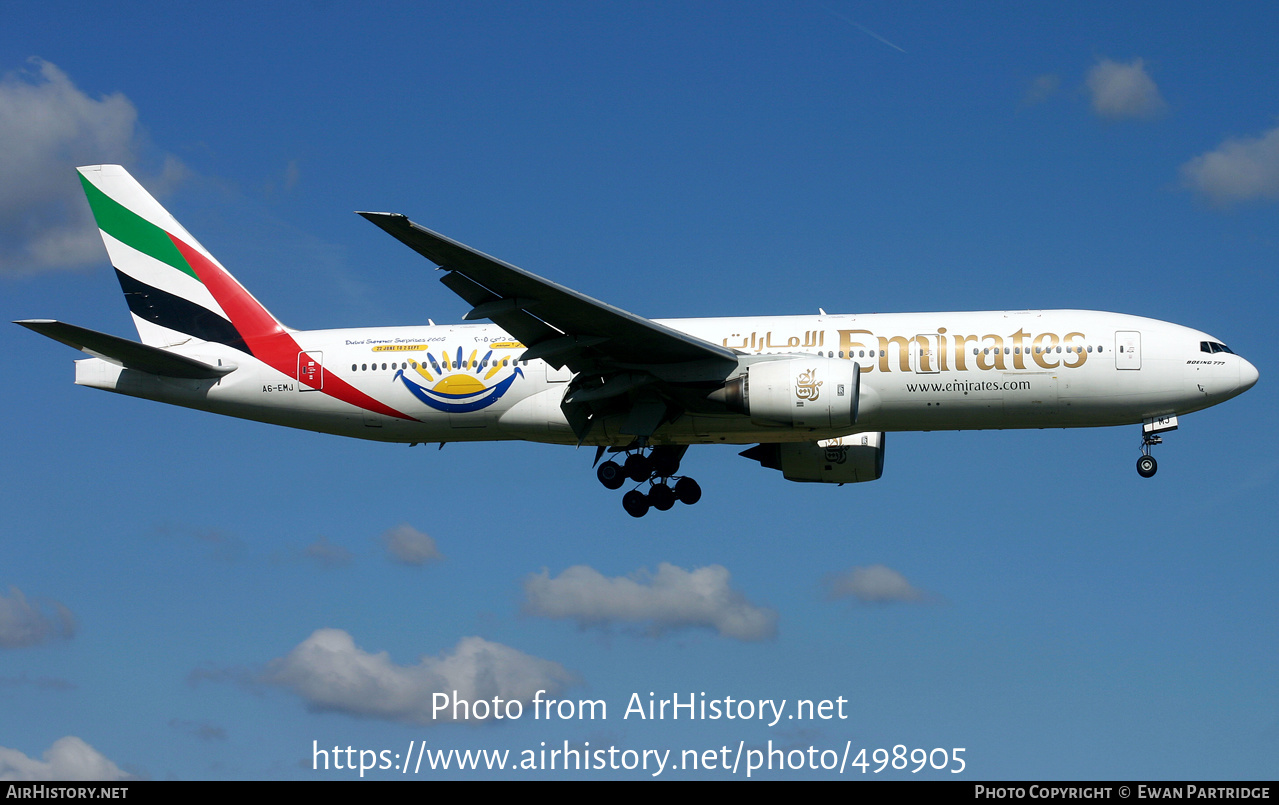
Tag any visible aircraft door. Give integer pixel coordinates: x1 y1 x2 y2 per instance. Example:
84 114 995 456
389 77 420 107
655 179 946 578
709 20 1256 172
297 351 324 390
911 334 941 374
1115 331 1141 370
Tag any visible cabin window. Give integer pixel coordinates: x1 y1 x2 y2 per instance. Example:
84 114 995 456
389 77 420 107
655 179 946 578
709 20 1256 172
361 364 367 371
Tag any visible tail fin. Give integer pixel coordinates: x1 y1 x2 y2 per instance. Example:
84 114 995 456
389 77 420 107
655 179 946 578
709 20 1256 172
77 165 287 352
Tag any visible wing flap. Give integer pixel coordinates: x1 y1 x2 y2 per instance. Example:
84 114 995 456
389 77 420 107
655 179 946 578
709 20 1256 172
438 269 561 350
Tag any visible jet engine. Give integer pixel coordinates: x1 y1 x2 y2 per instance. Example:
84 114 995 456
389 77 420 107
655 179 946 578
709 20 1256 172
715 357 860 430
739 432 885 484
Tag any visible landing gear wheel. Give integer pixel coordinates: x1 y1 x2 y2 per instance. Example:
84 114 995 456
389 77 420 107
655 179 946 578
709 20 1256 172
597 461 625 490
624 454 652 483
651 448 681 478
1136 455 1157 478
649 482 676 511
622 489 650 518
673 477 702 505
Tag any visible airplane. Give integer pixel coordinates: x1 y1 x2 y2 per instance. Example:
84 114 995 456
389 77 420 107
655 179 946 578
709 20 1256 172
18 165 1259 517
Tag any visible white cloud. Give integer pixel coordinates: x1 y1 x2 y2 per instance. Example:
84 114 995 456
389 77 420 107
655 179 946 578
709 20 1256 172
0 737 129 781
1085 57 1166 119
824 565 928 604
303 536 354 568
1181 124 1279 205
523 563 778 641
0 58 185 274
263 629 574 724
0 587 75 648
168 719 227 742
0 674 75 691
1023 73 1060 106
283 159 300 192
380 524 443 566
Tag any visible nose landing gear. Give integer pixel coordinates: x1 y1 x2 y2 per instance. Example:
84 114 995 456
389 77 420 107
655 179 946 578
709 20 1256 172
596 445 700 517
1136 415 1177 478
1136 448 1158 478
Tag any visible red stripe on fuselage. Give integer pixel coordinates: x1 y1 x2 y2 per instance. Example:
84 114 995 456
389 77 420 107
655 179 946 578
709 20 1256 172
169 235 415 421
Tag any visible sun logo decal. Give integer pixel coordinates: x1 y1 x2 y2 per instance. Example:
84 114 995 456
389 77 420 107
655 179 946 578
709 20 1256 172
395 346 523 413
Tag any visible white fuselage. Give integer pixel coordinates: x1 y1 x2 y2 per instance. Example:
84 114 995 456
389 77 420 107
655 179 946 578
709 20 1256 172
72 309 1257 446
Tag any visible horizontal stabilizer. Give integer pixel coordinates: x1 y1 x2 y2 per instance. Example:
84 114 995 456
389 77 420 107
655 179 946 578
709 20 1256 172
15 320 235 379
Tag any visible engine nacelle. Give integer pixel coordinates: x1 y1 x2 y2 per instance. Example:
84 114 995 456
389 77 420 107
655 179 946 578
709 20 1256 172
740 432 885 484
717 357 860 430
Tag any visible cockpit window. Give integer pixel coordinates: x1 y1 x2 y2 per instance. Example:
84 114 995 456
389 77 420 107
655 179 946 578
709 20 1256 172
1201 341 1235 355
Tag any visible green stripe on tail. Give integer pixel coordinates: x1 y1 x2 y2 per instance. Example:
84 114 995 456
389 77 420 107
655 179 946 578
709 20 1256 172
78 173 199 281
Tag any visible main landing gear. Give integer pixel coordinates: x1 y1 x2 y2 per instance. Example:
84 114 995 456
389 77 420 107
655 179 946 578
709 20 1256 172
596 445 701 517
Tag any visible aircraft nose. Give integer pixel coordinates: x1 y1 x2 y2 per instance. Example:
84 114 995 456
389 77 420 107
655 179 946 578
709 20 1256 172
1239 357 1259 393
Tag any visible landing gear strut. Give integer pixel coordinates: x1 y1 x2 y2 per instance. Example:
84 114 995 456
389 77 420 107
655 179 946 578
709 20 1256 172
1136 415 1177 478
596 445 700 517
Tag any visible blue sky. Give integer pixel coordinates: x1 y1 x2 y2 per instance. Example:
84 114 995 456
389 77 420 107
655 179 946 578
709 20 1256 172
1 2 1276 780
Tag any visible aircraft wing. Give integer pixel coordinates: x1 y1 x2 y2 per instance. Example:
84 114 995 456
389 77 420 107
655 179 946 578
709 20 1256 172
357 213 739 373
